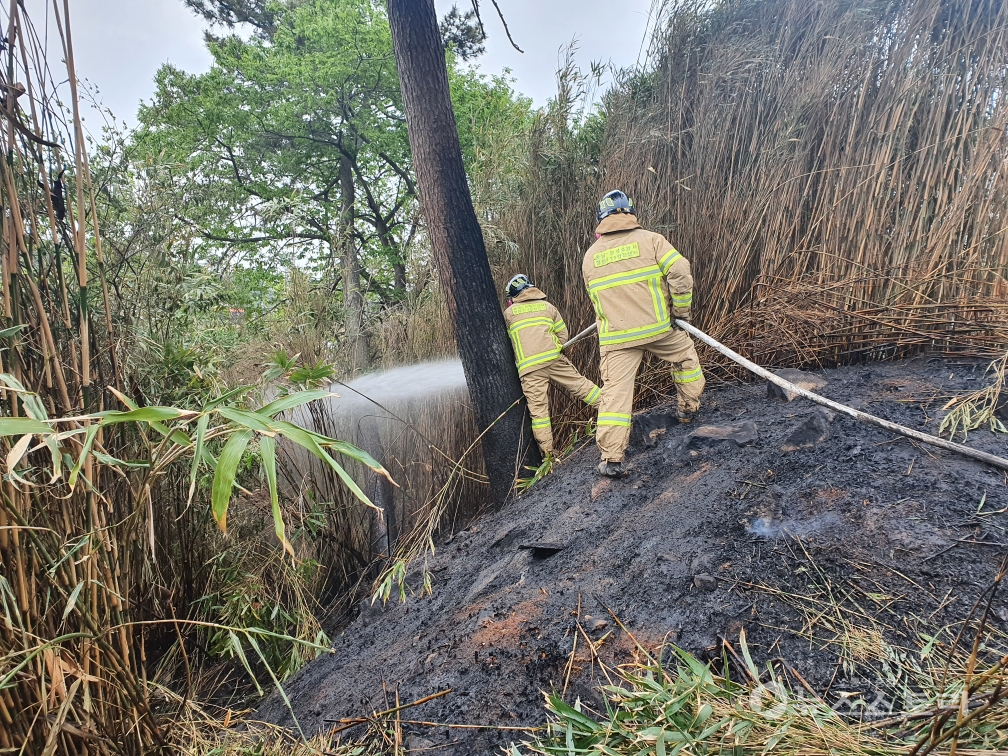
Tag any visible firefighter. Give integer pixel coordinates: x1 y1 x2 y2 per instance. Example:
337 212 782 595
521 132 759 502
582 190 705 477
504 274 601 457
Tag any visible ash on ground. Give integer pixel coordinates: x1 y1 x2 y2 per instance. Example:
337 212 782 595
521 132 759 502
259 356 1008 753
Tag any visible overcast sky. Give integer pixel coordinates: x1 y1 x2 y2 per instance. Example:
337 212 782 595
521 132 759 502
20 0 658 132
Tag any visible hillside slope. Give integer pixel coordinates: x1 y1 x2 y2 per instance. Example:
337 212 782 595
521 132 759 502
259 356 1008 753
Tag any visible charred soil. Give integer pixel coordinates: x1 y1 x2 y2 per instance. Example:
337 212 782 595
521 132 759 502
259 356 1008 752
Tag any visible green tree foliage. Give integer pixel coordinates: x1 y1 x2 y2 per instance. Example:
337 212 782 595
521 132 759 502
137 0 534 375
183 0 303 38
440 4 486 60
139 0 413 295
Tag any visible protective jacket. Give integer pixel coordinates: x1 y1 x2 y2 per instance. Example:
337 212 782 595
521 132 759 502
581 214 694 354
503 287 569 376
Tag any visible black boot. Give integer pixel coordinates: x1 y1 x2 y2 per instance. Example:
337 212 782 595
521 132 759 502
597 460 627 478
678 407 698 424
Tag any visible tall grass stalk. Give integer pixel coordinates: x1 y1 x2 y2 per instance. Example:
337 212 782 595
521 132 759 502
0 4 387 752
467 0 1008 450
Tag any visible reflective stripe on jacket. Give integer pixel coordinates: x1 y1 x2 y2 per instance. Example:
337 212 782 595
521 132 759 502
581 214 694 354
503 287 570 375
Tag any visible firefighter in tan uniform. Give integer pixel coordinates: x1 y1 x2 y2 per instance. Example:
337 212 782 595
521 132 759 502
504 274 601 457
582 190 705 477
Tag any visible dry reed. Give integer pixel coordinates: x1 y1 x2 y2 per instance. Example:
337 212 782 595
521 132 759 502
467 0 1008 453
0 4 379 753
0 3 167 751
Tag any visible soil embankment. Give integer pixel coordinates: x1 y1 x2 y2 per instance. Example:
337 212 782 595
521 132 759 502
259 357 1008 752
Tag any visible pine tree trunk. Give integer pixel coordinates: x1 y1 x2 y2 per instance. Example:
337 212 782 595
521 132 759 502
386 0 537 503
340 150 369 374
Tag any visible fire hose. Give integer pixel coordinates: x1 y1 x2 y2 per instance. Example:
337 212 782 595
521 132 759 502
562 320 1008 472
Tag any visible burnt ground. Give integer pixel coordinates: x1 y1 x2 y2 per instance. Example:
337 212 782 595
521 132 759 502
259 356 1008 752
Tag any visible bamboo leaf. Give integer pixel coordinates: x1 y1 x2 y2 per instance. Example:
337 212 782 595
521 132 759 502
205 384 254 410
161 425 194 451
51 427 88 443
68 425 100 489
92 452 150 469
0 375 51 425
218 406 277 436
62 581 84 622
272 421 375 509
259 389 335 418
0 418 50 436
105 387 196 448
259 435 293 557
6 434 33 473
275 418 394 483
211 429 253 534
42 436 62 483
97 406 196 426
41 678 80 756
244 631 306 740
324 439 396 485
921 631 941 660
0 575 20 628
675 647 714 684
107 385 136 409
0 373 28 393
0 377 48 425
316 446 374 509
697 717 728 740
20 393 49 422
228 630 263 696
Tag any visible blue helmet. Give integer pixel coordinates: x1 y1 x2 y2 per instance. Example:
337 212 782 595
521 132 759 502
506 273 533 299
597 190 635 223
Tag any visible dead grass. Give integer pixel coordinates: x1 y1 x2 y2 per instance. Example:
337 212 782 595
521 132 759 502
518 588 1008 756
469 0 1008 453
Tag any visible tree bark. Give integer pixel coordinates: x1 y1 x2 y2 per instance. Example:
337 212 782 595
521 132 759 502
373 211 407 294
393 261 407 294
386 0 537 503
340 149 369 374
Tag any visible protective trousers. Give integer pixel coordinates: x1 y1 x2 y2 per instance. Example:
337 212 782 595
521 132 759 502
597 328 705 462
521 355 601 454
